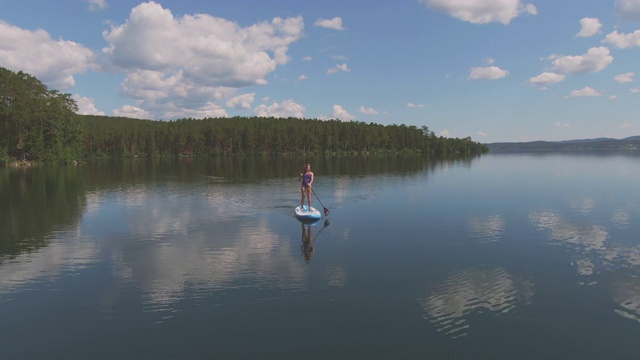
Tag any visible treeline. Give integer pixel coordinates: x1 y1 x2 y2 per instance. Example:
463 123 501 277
487 137 640 152
1 67 83 164
1 66 487 164
82 115 488 157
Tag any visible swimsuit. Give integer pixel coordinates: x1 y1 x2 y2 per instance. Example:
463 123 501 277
302 172 312 188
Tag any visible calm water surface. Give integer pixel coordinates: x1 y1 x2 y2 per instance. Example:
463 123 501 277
1 154 640 359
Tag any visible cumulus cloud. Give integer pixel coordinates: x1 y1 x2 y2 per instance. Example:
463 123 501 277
314 17 344 30
551 47 614 74
528 72 566 86
610 95 618 100
226 93 255 109
113 105 152 119
302 56 313 61
358 106 379 115
469 66 509 80
327 63 350 75
319 105 355 121
567 87 602 98
631 88 640 93
421 0 537 25
555 121 571 128
525 3 537 15
254 99 305 118
101 2 304 119
73 95 105 115
86 0 108 11
577 18 602 37
297 74 308 81
615 72 635 83
330 105 355 121
440 130 450 137
604 30 640 49
620 122 632 128
615 0 640 22
407 103 426 108
0 21 94 89
477 131 487 137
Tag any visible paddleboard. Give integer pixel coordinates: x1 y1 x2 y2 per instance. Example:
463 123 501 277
294 205 322 222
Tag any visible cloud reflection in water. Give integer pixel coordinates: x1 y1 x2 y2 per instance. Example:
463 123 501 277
419 267 533 339
469 215 505 242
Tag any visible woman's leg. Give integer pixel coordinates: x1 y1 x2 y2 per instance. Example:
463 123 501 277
307 188 312 209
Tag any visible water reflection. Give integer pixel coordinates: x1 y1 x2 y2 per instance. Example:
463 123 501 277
106 197 310 317
469 214 505 242
611 210 631 228
528 199 640 324
299 219 330 263
419 267 533 339
0 166 86 259
300 223 316 262
0 225 99 295
613 275 640 323
529 210 608 250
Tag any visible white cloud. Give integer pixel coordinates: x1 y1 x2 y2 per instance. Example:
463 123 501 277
604 30 640 49
577 18 602 37
101 2 304 119
551 47 614 74
297 74 308 81
620 122 632 128
477 131 487 137
631 88 640 93
113 105 152 119
226 93 255 109
525 3 537 15
567 87 602 98
407 103 426 108
615 72 635 83
421 0 537 25
73 95 105 115
615 0 640 22
555 121 571 128
358 106 379 115
314 17 345 30
86 0 108 11
528 72 566 86
440 130 450 137
0 21 94 89
327 63 350 75
302 56 313 61
469 66 509 80
254 99 305 118
330 105 355 121
609 95 618 100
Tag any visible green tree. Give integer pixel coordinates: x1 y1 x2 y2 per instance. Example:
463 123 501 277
0 67 82 164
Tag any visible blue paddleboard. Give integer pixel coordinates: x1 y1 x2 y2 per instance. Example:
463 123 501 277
295 205 322 222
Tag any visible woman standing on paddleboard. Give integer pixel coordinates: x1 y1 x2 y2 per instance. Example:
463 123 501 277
300 163 314 210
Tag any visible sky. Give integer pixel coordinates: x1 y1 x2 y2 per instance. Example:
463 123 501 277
1 0 640 143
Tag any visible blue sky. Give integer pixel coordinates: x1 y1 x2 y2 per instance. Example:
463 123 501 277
1 0 640 143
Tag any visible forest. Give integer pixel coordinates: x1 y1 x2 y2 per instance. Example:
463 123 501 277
1 66 488 165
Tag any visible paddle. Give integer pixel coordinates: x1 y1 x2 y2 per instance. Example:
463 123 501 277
315 219 330 237
311 188 330 216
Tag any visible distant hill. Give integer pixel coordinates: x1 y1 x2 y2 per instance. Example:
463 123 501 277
486 136 640 152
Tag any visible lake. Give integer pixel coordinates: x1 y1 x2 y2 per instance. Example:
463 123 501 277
1 153 640 359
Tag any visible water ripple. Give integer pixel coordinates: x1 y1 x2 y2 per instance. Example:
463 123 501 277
419 267 533 339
